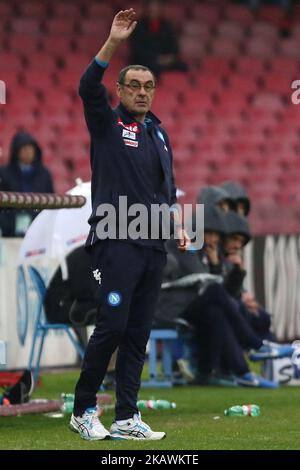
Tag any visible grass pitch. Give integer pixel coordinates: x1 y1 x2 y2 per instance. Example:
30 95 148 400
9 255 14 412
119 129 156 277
1 370 300 450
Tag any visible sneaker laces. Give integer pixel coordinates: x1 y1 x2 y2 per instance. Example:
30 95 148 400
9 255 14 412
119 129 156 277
83 407 104 432
131 413 151 433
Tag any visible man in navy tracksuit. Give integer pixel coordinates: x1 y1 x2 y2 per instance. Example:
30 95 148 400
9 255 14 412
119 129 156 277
70 9 190 441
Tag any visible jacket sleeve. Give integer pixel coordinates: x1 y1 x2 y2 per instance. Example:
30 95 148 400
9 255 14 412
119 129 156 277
0 167 8 190
45 168 54 193
162 130 177 206
79 60 114 136
169 145 177 207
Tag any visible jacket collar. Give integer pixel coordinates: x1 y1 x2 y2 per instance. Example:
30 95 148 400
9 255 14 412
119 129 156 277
116 102 161 128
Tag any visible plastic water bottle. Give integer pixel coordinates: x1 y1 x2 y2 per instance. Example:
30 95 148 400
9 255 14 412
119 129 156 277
224 404 260 417
61 393 74 414
137 399 176 410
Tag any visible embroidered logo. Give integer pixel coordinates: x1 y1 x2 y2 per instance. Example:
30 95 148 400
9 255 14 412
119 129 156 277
122 129 136 140
123 139 138 147
107 291 122 307
93 269 102 285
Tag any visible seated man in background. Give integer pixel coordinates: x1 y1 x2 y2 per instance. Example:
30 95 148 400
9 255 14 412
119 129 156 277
130 0 187 76
222 209 277 344
0 131 54 237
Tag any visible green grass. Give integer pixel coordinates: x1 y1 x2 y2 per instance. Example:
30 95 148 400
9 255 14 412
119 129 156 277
1 370 300 450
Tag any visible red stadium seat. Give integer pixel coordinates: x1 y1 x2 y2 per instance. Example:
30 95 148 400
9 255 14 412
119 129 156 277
42 90 73 110
6 87 39 108
216 20 245 41
23 70 56 94
8 34 41 54
56 70 81 93
257 5 287 27
234 56 267 77
38 109 72 128
85 3 114 19
247 108 281 127
46 18 76 36
51 2 82 18
291 23 300 40
162 3 187 29
246 37 278 59
226 75 260 95
1 53 23 71
61 54 90 72
18 1 47 18
79 18 109 37
0 2 13 18
178 37 208 65
75 36 106 56
279 38 300 58
252 93 285 112
263 72 294 97
209 37 241 58
200 56 232 75
223 4 254 27
283 98 300 116
41 35 75 56
183 90 214 115
10 18 41 35
0 71 20 92
3 106 37 128
250 22 279 41
191 3 221 27
26 53 58 71
181 21 211 41
159 71 192 92
216 90 249 109
192 72 226 94
270 56 300 76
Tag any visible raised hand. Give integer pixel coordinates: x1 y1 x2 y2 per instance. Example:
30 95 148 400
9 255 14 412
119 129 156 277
109 9 137 42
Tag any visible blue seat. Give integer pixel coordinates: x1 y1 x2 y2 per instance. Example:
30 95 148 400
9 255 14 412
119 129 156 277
28 265 85 384
142 329 178 388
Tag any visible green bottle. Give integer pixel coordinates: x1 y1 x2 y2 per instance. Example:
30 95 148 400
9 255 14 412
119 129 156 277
224 404 260 417
137 399 176 410
61 393 74 414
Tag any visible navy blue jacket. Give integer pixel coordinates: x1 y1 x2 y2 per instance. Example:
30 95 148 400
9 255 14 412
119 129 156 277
79 60 177 249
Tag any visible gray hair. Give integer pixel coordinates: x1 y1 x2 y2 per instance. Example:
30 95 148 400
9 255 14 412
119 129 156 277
118 65 156 84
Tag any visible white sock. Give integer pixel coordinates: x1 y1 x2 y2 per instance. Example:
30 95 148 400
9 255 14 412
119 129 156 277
116 418 132 426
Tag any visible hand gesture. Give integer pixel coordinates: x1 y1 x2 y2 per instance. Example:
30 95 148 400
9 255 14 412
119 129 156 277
176 228 191 252
109 9 137 42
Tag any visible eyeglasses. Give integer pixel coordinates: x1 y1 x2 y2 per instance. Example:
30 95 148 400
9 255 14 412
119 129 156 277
120 80 155 92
